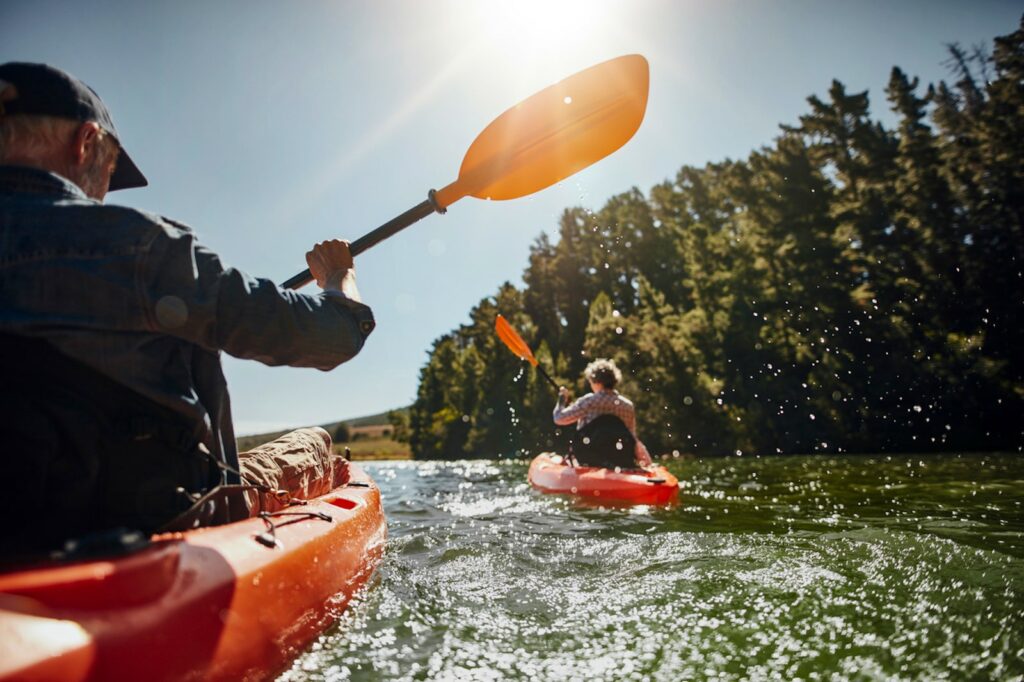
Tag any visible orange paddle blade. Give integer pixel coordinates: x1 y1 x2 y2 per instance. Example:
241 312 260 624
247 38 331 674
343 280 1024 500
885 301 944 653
434 54 649 208
495 314 538 367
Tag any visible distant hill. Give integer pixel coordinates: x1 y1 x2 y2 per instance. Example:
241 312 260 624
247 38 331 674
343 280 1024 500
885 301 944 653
328 409 401 429
236 407 409 453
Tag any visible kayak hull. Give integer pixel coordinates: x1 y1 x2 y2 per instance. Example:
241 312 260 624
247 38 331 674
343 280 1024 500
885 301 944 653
528 453 679 504
0 464 386 682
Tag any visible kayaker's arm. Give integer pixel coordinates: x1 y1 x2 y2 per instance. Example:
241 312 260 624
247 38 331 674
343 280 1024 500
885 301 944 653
142 222 374 371
553 392 594 426
635 440 654 467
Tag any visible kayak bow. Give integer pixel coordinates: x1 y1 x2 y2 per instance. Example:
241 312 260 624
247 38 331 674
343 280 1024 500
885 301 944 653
0 464 386 682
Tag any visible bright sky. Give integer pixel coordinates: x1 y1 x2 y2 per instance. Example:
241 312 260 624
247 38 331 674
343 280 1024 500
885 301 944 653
3 0 1018 435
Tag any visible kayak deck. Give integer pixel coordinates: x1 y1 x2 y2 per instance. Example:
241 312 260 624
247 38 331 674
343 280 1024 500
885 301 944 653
528 453 679 504
0 463 386 682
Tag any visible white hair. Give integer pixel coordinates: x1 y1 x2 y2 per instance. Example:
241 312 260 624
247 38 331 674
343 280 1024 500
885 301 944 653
0 114 81 161
0 104 119 199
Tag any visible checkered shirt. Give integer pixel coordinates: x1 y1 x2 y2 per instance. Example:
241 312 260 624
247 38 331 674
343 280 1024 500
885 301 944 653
552 390 652 465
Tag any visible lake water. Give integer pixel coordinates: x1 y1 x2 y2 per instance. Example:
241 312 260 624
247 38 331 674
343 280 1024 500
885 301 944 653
281 453 1024 681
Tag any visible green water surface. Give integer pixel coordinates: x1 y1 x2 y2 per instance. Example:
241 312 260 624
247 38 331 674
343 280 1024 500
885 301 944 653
281 453 1024 681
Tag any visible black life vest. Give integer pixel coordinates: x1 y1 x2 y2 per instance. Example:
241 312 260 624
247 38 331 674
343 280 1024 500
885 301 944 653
570 413 638 469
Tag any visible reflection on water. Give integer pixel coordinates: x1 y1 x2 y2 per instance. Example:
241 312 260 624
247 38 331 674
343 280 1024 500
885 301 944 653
281 454 1024 681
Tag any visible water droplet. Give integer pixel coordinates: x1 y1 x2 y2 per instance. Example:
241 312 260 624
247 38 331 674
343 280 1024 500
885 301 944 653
155 295 188 329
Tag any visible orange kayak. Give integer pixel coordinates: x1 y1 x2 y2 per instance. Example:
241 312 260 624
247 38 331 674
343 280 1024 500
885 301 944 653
0 464 386 682
528 453 679 504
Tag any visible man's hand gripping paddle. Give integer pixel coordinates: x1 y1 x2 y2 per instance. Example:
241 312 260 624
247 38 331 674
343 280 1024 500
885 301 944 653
282 54 649 289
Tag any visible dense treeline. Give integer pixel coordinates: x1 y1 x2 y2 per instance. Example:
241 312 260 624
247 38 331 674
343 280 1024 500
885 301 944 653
407 20 1024 459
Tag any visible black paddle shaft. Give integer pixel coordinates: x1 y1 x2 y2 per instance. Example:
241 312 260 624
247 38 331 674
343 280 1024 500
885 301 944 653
281 190 444 290
535 363 560 392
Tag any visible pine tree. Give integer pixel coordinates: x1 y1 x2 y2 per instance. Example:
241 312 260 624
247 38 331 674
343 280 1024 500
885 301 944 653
405 18 1024 458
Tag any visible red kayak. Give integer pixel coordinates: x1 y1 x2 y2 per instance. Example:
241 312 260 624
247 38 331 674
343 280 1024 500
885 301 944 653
0 464 386 682
528 453 679 504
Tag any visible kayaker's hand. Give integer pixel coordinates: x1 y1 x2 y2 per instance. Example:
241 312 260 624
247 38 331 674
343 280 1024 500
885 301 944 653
306 239 361 302
558 386 571 405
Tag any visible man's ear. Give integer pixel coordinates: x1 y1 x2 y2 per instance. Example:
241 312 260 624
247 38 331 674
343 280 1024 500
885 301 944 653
71 121 103 166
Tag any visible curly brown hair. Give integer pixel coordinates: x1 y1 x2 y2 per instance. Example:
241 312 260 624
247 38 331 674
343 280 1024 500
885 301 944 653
584 358 621 389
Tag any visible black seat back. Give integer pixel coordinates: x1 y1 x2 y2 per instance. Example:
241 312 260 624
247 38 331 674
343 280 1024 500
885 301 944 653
0 332 213 552
570 414 637 469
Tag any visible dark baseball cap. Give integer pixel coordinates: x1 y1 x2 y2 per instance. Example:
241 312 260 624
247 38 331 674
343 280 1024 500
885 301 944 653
0 62 147 191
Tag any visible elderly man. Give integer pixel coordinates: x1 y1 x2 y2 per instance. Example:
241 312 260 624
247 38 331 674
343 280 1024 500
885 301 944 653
0 63 375 552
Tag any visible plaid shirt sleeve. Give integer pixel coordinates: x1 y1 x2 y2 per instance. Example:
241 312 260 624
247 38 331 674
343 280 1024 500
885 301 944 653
553 392 598 426
553 391 637 433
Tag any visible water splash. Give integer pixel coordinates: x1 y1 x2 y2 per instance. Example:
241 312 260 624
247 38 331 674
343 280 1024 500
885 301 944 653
281 455 1024 681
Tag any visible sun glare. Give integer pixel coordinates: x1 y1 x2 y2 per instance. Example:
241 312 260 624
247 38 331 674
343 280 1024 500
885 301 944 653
462 0 624 74
478 0 601 45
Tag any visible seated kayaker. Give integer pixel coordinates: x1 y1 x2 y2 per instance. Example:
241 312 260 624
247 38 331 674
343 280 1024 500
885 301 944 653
0 63 375 552
553 358 653 470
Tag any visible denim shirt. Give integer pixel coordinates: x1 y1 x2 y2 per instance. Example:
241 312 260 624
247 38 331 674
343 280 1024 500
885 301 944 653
0 166 375 481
